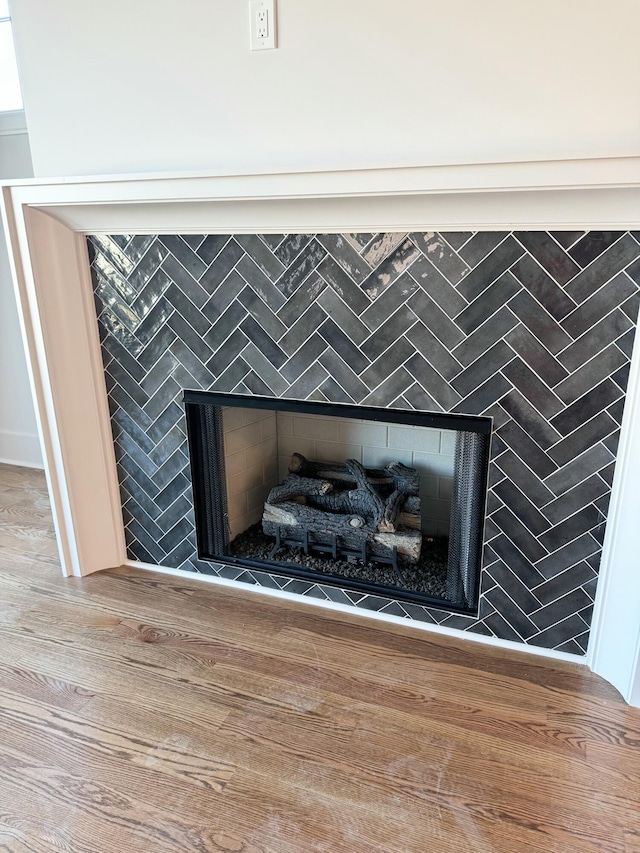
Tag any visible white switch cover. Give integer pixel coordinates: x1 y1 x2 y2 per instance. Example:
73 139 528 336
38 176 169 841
250 0 276 51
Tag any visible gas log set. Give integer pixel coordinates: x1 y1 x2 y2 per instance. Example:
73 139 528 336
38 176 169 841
262 452 422 577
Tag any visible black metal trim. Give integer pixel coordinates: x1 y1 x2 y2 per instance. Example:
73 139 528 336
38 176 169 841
215 552 477 614
183 390 492 435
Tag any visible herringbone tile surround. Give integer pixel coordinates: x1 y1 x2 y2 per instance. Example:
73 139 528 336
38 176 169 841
89 230 640 653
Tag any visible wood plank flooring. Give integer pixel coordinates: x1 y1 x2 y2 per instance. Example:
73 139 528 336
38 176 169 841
1 461 639 852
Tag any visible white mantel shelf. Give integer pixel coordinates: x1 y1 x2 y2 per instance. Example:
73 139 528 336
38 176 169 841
2 156 640 706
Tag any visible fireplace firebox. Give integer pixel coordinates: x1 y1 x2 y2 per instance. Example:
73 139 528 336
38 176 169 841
184 391 491 613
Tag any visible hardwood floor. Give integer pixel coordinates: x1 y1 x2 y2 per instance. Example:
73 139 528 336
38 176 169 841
1 462 639 852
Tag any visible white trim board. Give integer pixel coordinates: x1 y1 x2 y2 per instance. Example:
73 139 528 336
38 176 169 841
2 158 640 705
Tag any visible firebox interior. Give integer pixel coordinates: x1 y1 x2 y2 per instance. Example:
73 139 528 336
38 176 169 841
184 392 490 614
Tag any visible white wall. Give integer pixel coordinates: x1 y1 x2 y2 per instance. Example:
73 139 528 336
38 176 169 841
0 120 41 466
10 0 640 178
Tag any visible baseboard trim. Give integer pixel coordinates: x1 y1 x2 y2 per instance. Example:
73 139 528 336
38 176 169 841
124 558 585 666
0 428 43 469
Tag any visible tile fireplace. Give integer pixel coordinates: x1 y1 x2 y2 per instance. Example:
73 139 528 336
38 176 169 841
4 162 640 702
88 228 640 653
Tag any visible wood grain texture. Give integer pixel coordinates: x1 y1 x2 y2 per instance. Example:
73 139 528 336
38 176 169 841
0 462 639 852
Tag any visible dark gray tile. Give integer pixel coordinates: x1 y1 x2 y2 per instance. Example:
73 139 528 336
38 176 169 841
282 363 328 400
565 233 640 302
275 238 326 298
273 234 312 265
492 506 547 563
318 350 369 403
127 519 166 563
155 471 190 512
538 505 601 553
236 285 287 342
562 272 637 339
239 316 287 368
319 319 370 374
361 238 421 299
457 232 508 265
211 356 250 393
498 390 562 450
606 398 625 425
170 338 214 388
405 353 462 411
484 586 538 639
505 325 568 388
241 343 290 396
569 232 626 268
612 362 630 392
510 254 576 320
360 272 418 331
622 291 640 324
493 449 555 507
362 367 413 407
409 290 464 350
507 290 573 355
554 345 628 406
502 359 563 419
452 307 519 367
531 588 591 630
453 373 512 416
541 474 609 526
235 233 285 282
162 254 210 309
531 561 596 606
202 270 247 323
454 271 520 334
405 322 463 382
143 376 180 422
276 272 326 331
317 287 370 345
558 308 633 373
402 383 441 412
550 379 621 437
550 231 585 250
278 303 327 358
494 479 550 536
361 337 414 390
531 613 589 649
158 235 208 280
497 420 557 479
316 254 371 315
410 232 470 285
407 254 468 315
515 232 580 286
167 311 213 365
195 234 229 265
457 236 525 302
165 283 211 337
280 334 327 382
535 534 600 579
207 328 248 378
451 340 515 397
234 253 287 312
316 233 370 283
319 376 355 404
484 611 525 643
441 231 473 252
544 443 613 497
361 306 418 361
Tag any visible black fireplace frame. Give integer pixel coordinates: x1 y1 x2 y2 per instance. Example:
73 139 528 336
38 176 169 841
184 390 491 615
